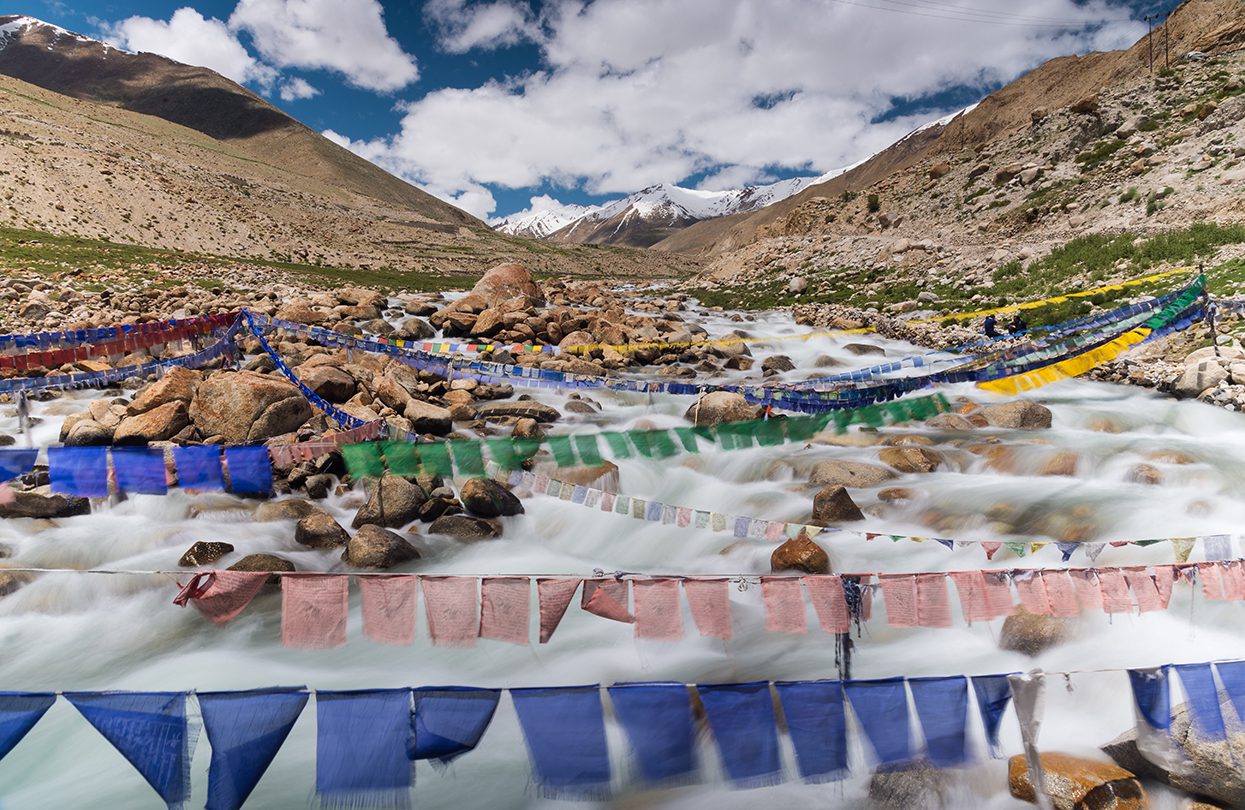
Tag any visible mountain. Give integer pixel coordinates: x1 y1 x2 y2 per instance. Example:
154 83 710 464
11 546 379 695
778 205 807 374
0 15 693 278
491 203 596 240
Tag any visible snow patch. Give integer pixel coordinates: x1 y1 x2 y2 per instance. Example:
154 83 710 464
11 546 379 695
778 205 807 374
0 15 123 53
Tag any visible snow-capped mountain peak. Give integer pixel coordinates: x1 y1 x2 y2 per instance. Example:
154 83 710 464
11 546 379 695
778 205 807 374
0 15 123 53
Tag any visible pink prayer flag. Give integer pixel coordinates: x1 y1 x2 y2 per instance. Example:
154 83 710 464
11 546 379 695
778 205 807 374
1153 566 1175 609
0 483 13 505
764 521 785 542
878 574 918 628
480 577 530 646
982 572 1016 618
582 579 634 623
281 574 348 649
1012 570 1051 615
1197 562 1226 601
761 577 807 634
1221 561 1245 601
632 579 683 641
1071 570 1104 611
915 573 952 628
1121 567 1162 613
358 575 418 645
421 576 479 647
676 507 692 528
600 492 616 512
982 542 1002 560
682 578 732 640
1040 570 1081 618
949 571 992 623
536 578 581 643
804 576 850 633
1097 569 1132 614
189 570 268 624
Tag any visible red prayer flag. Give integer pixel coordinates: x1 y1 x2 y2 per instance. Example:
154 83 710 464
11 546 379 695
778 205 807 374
1012 570 1051 615
682 578 732 640
1040 570 1081 618
1071 569 1104 611
982 571 1016 618
536 578 581 643
480 577 530 646
421 576 479 647
358 575 418 645
281 574 348 649
632 578 683 640
1197 562 1226 601
761 576 807 634
1097 569 1132 614
878 574 917 628
1121 567 1162 613
186 570 268 624
950 571 992 623
582 578 634 623
803 576 849 633
915 572 952 628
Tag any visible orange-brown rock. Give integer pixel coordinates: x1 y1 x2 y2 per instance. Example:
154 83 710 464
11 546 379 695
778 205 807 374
770 533 831 574
1009 752 1147 810
879 446 942 473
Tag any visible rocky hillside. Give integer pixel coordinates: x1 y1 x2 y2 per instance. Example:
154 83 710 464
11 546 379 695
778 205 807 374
0 16 694 280
674 0 1245 292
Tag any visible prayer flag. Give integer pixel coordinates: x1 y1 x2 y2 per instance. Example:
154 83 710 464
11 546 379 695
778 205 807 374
582 578 633 623
315 690 413 808
844 678 911 766
804 576 850 634
698 682 783 788
358 575 418 646
173 445 225 491
421 577 479 648
224 446 273 495
910 676 969 767
1174 663 1226 741
511 686 611 799
112 446 168 495
0 692 55 761
879 574 917 628
479 577 530 646
607 683 697 786
970 676 1012 757
774 680 848 783
411 687 500 763
198 688 308 810
536 578 581 643
632 578 683 641
48 445 109 498
761 577 807 634
683 578 732 640
281 575 348 649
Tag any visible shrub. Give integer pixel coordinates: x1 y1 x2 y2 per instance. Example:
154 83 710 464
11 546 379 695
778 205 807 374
866 194 880 213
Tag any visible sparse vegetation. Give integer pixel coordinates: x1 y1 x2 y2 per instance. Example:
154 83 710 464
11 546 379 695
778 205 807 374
866 194 880 213
1076 139 1127 170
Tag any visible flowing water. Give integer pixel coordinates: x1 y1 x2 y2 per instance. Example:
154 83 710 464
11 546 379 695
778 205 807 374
0 302 1242 808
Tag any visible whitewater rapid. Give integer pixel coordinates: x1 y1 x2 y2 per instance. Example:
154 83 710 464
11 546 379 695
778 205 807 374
0 303 1241 808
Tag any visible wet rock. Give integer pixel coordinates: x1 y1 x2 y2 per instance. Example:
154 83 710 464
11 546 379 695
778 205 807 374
63 418 115 446
1000 608 1073 655
770 532 830 574
417 497 463 522
297 365 356 403
811 485 864 523
114 400 190 444
0 569 34 597
980 401 1053 429
1040 451 1080 477
869 761 952 809
683 392 757 426
844 343 885 356
254 499 324 522
404 399 453 435
295 513 350 549
809 460 895 488
878 487 915 503
1009 752 1146 810
228 553 296 574
342 525 421 568
178 541 235 567
761 355 796 373
459 477 524 518
127 367 202 415
189 371 313 443
469 262 543 307
0 487 90 519
428 514 503 541
926 413 978 430
303 474 334 500
564 400 597 414
1175 360 1228 398
879 446 942 473
1127 464 1162 485
475 401 561 423
351 474 426 529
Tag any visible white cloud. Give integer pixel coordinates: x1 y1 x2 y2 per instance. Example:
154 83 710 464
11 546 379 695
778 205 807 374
425 0 537 53
229 0 418 92
100 7 276 88
278 76 320 101
336 0 1145 217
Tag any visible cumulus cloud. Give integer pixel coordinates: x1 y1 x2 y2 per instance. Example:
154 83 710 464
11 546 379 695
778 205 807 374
100 7 276 88
229 0 419 92
278 76 321 101
339 0 1144 218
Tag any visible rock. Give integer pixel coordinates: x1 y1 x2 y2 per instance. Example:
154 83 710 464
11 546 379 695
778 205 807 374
475 401 561 423
297 365 355 403
928 162 951 179
178 541 234 567
459 477 524 518
0 570 34 597
0 487 90 519
811 485 864 523
926 413 978 430
351 474 426 529
1040 451 1080 477
1175 360 1228 398
254 499 324 522
684 392 757 426
844 343 885 356
295 513 350 549
428 514 503 541
769 533 830 574
787 277 808 295
469 262 543 307
1070 93 1100 114
996 163 1025 184
342 525 421 568
113 400 190 444
1009 752 1146 810
999 608 1073 655
534 461 619 491
404 400 453 435
878 487 915 503
1019 166 1044 184
980 401 1053 429
227 553 296 573
63 419 115 446
869 761 952 810
275 300 327 324
879 446 942 473
189 371 313 443
417 497 463 522
809 460 895 488
1127 464 1162 485
761 355 795 373
304 474 334 499
127 367 202 415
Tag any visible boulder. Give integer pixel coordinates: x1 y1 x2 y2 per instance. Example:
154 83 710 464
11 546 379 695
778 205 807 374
178 541 234 567
809 460 895 488
1008 752 1146 810
475 400 561 423
684 392 757 426
1127 464 1162 486
63 419 115 446
0 569 34 597
0 487 90 519
761 355 796 373
844 343 885 356
459 477 524 518
254 499 324 522
342 525 421 568
417 497 464 522
113 400 190 444
295 513 350 549
787 277 808 295
811 485 864 523
1000 608 1074 655
869 761 952 809
1040 451 1080 477
469 262 543 307
189 371 313 443
1175 360 1228 398
127 367 202 415
297 365 356 403
275 300 327 324
427 514 503 541
879 446 942 473
980 401 1053 429
227 553 296 573
404 400 453 435
1070 93 1100 114
928 162 952 179
351 474 426 529
770 533 830 574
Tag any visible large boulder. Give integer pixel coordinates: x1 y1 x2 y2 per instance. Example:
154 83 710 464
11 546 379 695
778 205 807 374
980 401 1053 429
459 477 524 518
869 761 952 809
254 499 324 522
113 400 190 444
683 392 757 426
811 485 864 523
178 541 234 567
469 262 543 307
62 419 114 446
295 513 350 549
343 525 421 568
127 367 202 415
351 474 426 529
809 460 895 488
1009 752 1146 810
770 533 830 574
0 487 91 518
999 608 1074 655
475 401 561 423
404 400 453 435
427 514 502 541
296 365 356 403
879 446 942 474
189 371 313 443
1175 360 1228 399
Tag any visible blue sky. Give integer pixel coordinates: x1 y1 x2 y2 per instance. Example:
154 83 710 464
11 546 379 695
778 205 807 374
27 0 1166 221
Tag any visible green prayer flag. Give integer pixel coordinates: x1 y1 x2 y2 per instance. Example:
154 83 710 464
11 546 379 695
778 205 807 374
574 434 603 466
453 442 486 477
418 442 454 477
381 440 421 477
672 427 701 452
629 430 655 458
485 438 524 469
650 430 679 458
602 432 633 459
547 435 577 467
754 419 784 447
342 442 385 478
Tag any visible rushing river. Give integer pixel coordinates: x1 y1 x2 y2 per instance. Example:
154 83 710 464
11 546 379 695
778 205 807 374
0 301 1241 809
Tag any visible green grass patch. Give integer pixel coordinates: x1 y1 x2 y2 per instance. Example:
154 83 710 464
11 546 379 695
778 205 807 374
1076 139 1127 170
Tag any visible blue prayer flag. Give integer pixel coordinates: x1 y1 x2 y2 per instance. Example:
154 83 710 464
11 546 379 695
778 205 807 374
198 688 308 810
112 447 168 495
698 682 783 788
410 687 500 764
844 678 912 766
1215 661 1245 725
1174 663 1226 741
0 448 37 482
774 680 848 783
607 683 697 786
48 446 109 498
316 689 413 809
511 686 611 799
970 676 1012 757
66 691 191 809
909 677 969 767
173 445 225 491
0 692 55 760
1128 668 1171 731
224 446 273 495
